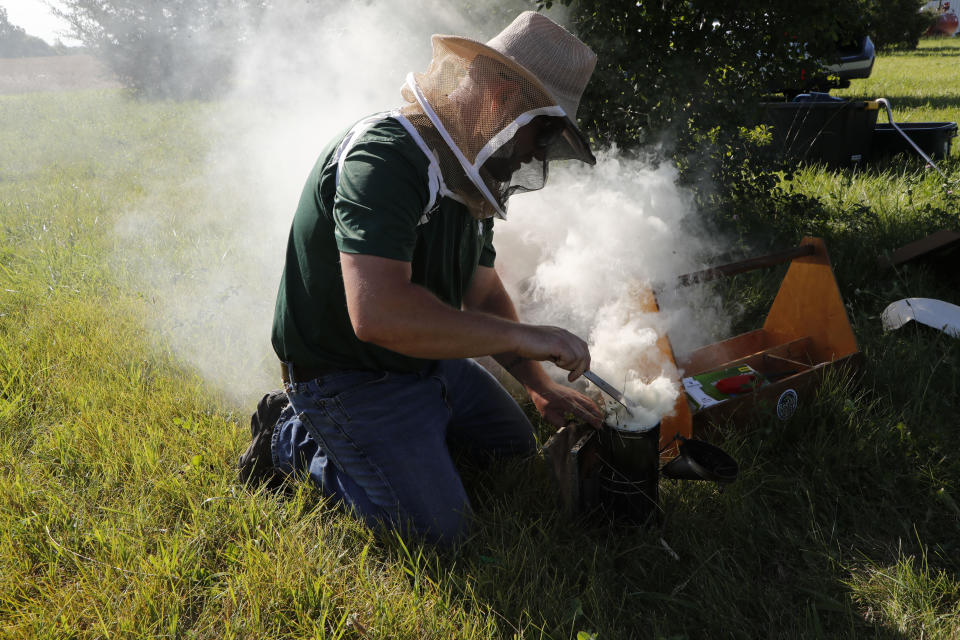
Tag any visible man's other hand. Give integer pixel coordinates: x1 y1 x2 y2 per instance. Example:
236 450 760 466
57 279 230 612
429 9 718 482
528 380 604 429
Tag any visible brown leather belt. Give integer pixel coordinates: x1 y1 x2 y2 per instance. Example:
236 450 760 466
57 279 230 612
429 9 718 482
280 361 340 385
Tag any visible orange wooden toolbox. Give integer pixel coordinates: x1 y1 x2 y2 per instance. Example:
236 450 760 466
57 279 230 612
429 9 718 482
655 236 861 449
545 237 860 517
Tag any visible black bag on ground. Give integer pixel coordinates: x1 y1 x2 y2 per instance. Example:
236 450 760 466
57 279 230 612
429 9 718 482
237 389 289 490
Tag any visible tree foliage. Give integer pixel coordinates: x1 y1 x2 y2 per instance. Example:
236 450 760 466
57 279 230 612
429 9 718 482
53 0 267 99
543 1 926 148
0 7 57 58
546 0 886 148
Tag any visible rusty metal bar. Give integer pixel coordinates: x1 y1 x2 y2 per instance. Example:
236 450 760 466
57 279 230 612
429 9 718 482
677 244 816 287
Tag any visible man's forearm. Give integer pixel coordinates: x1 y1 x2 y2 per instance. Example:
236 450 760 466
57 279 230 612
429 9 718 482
496 354 554 392
342 254 590 379
356 280 530 359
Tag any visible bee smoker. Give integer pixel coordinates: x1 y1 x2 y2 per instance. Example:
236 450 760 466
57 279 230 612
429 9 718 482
596 420 661 526
543 418 738 526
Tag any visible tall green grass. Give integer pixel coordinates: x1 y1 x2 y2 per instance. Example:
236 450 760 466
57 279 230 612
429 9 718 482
2 40 960 639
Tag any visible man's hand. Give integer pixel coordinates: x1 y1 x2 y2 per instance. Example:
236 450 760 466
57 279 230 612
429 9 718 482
528 380 605 430
514 324 591 382
462 266 592 381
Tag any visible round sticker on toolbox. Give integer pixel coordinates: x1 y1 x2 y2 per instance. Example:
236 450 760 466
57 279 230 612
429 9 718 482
776 389 799 420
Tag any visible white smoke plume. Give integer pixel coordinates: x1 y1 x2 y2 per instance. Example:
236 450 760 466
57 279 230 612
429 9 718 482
499 151 728 427
125 0 731 418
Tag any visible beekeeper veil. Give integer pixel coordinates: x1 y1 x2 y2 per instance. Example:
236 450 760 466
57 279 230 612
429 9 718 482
399 11 597 220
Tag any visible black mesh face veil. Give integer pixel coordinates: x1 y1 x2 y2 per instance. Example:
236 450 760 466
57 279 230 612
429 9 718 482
399 36 595 220
478 114 580 209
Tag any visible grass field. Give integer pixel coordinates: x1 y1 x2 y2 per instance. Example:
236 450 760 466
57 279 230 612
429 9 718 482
2 39 960 639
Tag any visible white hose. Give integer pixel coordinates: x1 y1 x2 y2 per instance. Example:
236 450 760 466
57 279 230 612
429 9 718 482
875 97 948 180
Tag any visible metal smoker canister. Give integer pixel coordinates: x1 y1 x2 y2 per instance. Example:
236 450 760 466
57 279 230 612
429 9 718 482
597 418 660 526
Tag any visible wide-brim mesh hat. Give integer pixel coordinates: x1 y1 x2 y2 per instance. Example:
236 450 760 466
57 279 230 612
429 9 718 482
433 11 597 165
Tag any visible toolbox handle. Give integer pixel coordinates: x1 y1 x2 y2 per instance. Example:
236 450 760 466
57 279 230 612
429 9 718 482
677 244 815 287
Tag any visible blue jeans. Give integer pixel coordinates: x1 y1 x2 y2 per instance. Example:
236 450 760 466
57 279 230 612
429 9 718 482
272 358 537 545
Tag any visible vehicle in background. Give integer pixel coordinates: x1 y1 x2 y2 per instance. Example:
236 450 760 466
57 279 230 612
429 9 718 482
825 36 876 87
779 35 875 97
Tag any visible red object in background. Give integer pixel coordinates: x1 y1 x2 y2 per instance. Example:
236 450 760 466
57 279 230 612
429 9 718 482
930 14 960 35
714 374 762 395
927 3 960 36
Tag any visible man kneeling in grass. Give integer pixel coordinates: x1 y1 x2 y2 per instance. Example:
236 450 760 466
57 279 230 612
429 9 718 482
252 12 604 544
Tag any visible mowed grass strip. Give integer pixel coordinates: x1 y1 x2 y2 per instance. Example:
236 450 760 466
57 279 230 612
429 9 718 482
1 38 959 638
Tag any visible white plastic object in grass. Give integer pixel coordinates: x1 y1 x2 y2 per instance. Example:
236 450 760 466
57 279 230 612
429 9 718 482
881 297 960 338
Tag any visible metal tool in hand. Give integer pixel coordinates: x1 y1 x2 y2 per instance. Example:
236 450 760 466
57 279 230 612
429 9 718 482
582 370 636 417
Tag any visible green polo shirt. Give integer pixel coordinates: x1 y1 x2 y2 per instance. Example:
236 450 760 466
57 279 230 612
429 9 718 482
271 116 496 373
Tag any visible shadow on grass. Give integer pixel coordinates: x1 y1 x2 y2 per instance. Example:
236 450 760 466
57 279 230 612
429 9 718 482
870 95 960 112
885 46 960 57
333 241 960 639
390 349 960 639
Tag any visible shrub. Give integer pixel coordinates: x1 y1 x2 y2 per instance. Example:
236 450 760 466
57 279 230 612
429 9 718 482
866 0 930 50
53 0 267 99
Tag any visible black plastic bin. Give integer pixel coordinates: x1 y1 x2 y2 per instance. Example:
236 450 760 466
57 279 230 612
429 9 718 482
871 122 958 161
760 100 879 168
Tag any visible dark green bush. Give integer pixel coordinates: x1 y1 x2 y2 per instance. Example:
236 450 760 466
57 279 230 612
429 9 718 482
541 1 931 237
866 0 930 50
546 0 873 148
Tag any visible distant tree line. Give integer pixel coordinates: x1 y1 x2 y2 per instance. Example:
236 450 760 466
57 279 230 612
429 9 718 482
0 7 59 58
